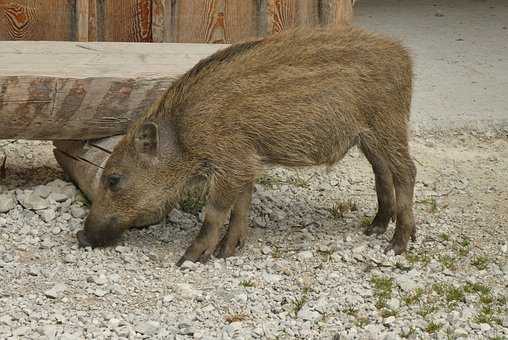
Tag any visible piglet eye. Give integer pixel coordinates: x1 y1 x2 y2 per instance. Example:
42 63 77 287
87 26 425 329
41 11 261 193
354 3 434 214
107 174 122 191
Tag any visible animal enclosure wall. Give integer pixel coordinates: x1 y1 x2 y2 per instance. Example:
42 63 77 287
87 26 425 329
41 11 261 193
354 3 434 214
0 0 353 43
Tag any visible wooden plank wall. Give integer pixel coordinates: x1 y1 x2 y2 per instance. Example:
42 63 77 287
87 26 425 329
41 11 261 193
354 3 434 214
0 0 353 43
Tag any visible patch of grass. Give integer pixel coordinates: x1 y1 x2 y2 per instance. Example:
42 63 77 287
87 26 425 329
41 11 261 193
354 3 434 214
445 286 465 304
403 288 425 305
256 174 285 189
432 283 465 304
439 233 450 242
353 316 370 328
471 255 489 270
225 313 248 323
327 199 358 219
406 251 431 266
380 308 398 318
292 293 308 317
343 307 358 316
418 304 438 318
464 282 491 296
287 173 312 188
360 216 373 228
474 305 502 326
179 195 204 215
239 279 256 288
425 321 443 334
432 283 447 296
371 276 394 310
317 248 335 262
479 293 494 305
271 247 283 259
416 197 438 213
438 254 457 270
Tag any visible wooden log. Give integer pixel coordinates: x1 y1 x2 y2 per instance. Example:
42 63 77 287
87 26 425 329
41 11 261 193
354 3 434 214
0 41 227 140
54 136 123 200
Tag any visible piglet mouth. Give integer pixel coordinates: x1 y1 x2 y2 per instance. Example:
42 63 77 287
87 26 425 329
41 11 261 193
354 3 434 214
76 229 122 248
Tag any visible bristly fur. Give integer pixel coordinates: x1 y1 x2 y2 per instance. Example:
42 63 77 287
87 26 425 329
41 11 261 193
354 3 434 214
86 26 417 260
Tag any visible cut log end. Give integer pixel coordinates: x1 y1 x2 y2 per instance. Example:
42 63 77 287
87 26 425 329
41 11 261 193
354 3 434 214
53 136 123 200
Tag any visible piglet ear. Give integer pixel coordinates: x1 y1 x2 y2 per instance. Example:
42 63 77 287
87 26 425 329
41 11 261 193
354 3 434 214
134 122 159 157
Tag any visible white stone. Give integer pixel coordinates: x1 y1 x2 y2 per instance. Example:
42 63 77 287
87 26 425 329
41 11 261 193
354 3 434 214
297 308 321 322
136 321 160 335
44 283 67 299
70 206 87 219
37 208 56 223
0 193 16 213
298 250 314 260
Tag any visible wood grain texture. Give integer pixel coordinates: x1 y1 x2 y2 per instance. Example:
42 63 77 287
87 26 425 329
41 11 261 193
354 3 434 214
54 136 123 200
87 0 98 41
164 0 258 43
76 0 89 41
98 0 153 42
0 0 75 40
0 41 226 140
151 0 165 42
319 0 353 27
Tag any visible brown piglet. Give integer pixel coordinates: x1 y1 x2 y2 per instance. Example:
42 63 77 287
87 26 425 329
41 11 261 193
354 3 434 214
77 27 417 265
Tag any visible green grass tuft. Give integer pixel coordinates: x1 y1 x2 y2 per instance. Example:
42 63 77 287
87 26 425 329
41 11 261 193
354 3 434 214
425 321 443 334
327 199 358 219
403 288 424 305
239 279 256 288
471 255 489 270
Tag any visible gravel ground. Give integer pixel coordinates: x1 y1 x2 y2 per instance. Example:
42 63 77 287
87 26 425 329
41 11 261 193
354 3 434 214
0 131 507 340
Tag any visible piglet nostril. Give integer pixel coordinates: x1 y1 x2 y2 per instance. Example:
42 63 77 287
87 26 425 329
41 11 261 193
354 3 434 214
77 230 92 248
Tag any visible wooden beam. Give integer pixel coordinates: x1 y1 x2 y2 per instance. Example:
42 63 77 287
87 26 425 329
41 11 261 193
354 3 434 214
0 41 227 140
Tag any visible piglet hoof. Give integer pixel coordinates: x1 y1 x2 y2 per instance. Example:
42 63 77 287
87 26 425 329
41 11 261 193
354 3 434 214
215 235 246 259
176 240 217 266
364 222 388 236
77 230 92 248
384 238 408 255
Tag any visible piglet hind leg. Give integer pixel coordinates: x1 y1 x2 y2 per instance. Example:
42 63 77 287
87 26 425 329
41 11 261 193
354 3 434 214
360 143 396 236
215 182 254 258
385 148 417 255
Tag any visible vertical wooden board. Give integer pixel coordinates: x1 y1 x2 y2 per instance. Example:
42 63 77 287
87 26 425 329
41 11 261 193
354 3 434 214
319 0 353 27
87 0 98 41
151 0 165 42
296 0 319 26
167 0 222 43
265 0 298 35
0 0 76 41
99 0 153 42
76 0 89 41
223 0 258 42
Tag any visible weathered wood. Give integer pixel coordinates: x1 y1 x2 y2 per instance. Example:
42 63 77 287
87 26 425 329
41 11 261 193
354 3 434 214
319 0 353 27
0 41 227 140
76 0 89 41
54 136 123 200
161 0 352 43
0 0 76 40
97 0 153 42
151 0 166 42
